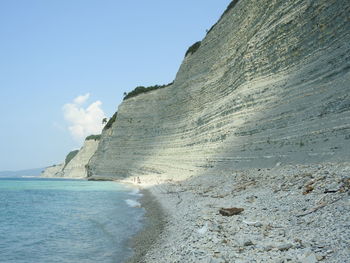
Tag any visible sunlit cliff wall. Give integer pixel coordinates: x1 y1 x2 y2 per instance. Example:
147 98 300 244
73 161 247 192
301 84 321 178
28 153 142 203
88 0 350 179
42 139 99 178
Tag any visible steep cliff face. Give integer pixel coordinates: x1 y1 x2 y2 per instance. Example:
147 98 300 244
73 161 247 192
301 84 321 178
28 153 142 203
62 139 99 178
42 139 99 178
41 164 64 178
88 0 350 179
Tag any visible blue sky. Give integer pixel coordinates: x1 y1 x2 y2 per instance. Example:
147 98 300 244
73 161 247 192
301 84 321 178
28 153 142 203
0 0 231 171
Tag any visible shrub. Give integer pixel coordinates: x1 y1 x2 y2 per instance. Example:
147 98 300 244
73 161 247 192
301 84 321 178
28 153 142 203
123 82 173 101
185 41 201 57
65 150 79 166
222 0 240 17
85 134 101 141
103 111 118 130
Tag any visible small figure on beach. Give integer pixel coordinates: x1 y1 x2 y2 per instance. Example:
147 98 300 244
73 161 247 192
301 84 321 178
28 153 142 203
137 177 141 184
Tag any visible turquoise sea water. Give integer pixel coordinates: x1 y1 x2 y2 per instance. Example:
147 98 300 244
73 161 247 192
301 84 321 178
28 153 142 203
0 178 144 263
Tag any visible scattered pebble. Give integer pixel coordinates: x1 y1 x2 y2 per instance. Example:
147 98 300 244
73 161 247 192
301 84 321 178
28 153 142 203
277 243 293 251
300 252 318 263
138 162 350 263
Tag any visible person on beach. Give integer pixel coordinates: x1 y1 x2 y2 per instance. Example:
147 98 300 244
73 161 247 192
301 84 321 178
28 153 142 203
137 177 141 184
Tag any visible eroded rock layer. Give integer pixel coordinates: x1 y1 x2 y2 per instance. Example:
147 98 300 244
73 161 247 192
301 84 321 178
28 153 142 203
41 164 64 178
88 0 350 179
62 139 99 178
42 139 99 178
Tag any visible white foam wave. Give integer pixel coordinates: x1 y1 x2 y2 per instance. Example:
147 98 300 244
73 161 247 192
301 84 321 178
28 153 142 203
128 188 143 197
125 199 141 208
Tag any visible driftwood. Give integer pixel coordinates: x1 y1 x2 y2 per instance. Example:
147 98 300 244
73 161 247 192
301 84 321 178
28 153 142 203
219 207 244 216
296 196 343 217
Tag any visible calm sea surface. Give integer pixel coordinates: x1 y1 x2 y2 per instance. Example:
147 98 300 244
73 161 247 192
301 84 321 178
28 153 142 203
0 177 144 263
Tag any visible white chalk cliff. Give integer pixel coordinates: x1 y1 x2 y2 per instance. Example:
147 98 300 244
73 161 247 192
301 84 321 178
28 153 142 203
42 138 99 178
41 164 64 178
88 0 350 180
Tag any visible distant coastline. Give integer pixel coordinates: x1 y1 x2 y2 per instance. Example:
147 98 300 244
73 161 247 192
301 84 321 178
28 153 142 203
0 167 44 177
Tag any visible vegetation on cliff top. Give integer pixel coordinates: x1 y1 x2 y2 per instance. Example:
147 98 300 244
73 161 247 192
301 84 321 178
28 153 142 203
65 150 79 166
222 0 240 17
104 81 173 131
85 134 101 141
185 41 201 57
123 82 173 101
185 0 239 57
120 1 240 103
103 111 118 130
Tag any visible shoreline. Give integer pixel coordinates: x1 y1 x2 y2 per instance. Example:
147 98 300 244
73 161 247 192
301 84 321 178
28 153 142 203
126 188 166 263
123 162 349 262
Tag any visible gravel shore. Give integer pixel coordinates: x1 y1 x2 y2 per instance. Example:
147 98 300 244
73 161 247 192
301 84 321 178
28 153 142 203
125 162 350 263
126 189 166 263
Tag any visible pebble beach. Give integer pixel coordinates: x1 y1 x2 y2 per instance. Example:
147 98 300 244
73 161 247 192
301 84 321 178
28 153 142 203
125 162 350 263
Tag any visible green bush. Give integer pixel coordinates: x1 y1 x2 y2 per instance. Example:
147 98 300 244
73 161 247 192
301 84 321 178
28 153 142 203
185 41 201 57
123 82 173 101
85 134 101 141
65 150 79 166
103 111 118 130
222 0 240 16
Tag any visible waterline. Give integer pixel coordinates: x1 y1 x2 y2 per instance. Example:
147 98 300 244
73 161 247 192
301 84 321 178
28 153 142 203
0 178 144 263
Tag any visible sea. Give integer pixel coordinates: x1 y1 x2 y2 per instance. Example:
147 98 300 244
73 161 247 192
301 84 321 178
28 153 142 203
0 177 145 263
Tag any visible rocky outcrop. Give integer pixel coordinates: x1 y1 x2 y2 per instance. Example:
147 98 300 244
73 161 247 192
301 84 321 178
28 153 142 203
41 164 64 178
42 138 99 178
61 139 99 178
88 0 350 179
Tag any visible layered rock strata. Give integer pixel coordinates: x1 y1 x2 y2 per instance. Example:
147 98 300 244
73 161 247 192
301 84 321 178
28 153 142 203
42 139 99 178
41 163 64 178
88 0 350 179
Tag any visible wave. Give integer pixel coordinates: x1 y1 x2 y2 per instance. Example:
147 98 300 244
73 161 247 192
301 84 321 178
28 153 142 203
125 199 141 208
128 188 143 197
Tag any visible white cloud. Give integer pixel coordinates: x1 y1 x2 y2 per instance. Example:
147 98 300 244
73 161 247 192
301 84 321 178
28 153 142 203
63 94 106 142
73 93 90 105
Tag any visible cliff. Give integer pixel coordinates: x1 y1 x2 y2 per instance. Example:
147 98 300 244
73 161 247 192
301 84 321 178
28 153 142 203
61 139 99 178
42 138 99 178
41 163 65 178
88 0 350 180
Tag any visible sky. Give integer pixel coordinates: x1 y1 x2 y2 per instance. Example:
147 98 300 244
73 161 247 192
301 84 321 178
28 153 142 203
0 0 231 171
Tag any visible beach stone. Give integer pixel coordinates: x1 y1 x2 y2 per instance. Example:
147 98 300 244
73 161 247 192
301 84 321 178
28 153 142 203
324 182 340 192
300 252 318 263
197 224 208 234
264 245 274 251
219 207 244 216
316 255 325 261
208 257 226 263
340 178 350 192
277 243 293 251
243 221 263 227
243 240 254 246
